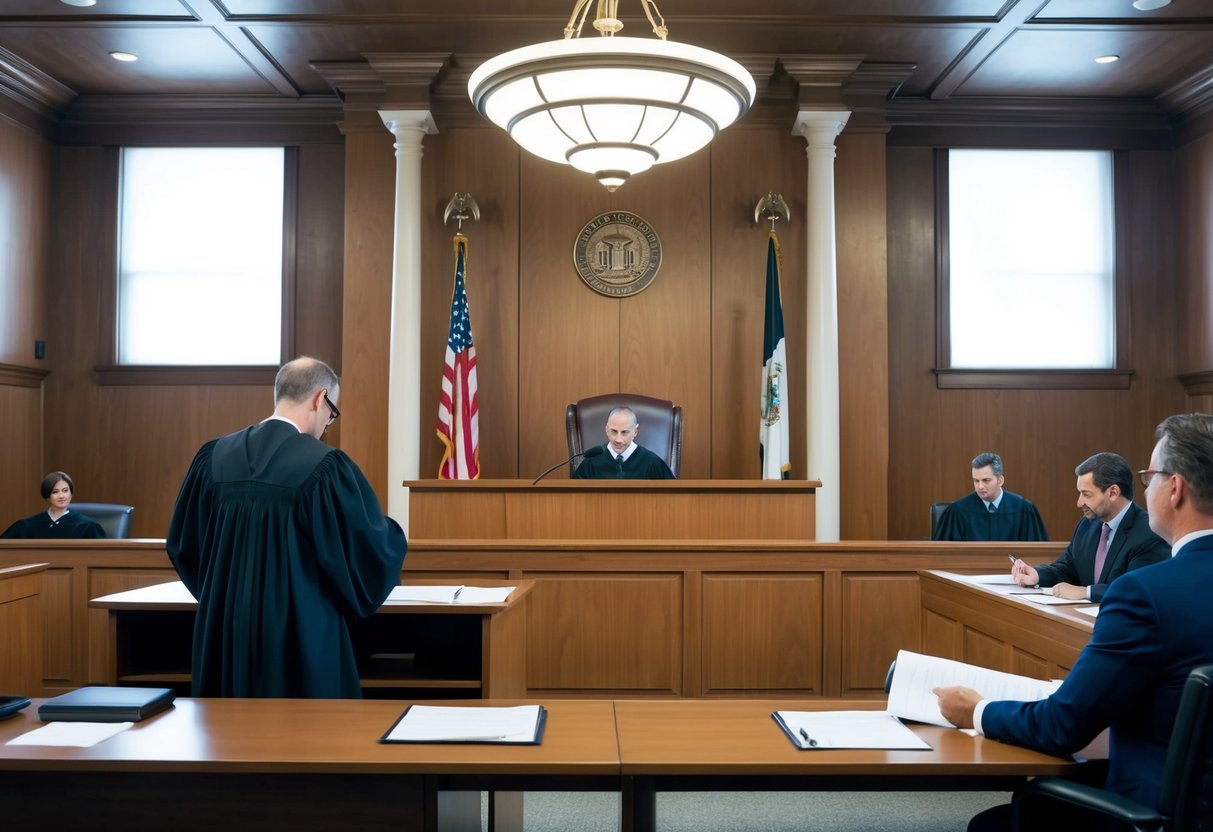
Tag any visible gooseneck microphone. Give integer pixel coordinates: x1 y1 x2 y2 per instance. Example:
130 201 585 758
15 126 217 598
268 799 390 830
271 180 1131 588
531 445 605 485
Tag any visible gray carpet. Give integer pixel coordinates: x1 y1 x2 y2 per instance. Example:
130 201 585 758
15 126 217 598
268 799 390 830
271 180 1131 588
512 790 1012 831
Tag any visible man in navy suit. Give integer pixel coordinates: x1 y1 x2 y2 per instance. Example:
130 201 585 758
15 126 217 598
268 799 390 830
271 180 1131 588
1009 452 1169 601
935 413 1213 828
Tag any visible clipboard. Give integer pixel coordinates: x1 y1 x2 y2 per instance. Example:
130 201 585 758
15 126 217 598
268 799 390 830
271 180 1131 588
380 704 547 745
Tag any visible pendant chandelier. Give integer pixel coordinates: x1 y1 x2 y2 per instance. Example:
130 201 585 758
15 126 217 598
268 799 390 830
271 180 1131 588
467 0 756 191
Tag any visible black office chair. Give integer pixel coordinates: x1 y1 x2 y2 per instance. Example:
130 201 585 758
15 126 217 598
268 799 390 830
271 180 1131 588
1011 663 1213 832
70 503 134 539
930 501 950 537
565 393 683 477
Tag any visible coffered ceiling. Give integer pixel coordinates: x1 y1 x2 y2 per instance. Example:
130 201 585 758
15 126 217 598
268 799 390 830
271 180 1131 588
1 0 1211 129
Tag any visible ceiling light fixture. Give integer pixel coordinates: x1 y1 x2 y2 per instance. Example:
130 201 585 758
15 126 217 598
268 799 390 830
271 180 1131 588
1094 55 1120 64
109 51 139 62
467 0 755 191
1131 0 1171 10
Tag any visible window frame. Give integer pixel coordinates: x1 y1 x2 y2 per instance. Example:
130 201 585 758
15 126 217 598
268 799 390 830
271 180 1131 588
95 145 299 386
933 147 1133 390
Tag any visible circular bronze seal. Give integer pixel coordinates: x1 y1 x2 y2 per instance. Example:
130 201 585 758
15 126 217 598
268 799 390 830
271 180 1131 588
572 211 662 297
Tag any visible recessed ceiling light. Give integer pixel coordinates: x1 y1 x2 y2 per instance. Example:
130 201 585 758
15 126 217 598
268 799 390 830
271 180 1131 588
1132 0 1171 10
1095 55 1120 64
109 51 139 62
59 0 97 6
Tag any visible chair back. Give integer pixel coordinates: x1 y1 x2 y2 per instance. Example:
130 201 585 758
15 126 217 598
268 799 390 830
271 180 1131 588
565 393 682 477
930 501 950 537
1159 663 1213 832
70 503 134 539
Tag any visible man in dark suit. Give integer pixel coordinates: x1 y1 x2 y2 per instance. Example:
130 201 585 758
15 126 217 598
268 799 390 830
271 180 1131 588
935 413 1213 829
931 452 1048 541
1010 452 1169 601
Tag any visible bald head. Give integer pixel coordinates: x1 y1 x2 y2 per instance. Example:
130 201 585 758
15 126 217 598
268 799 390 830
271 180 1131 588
272 357 340 439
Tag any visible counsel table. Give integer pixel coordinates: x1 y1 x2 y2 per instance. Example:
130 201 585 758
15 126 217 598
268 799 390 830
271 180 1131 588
0 696 1089 832
613 699 1089 832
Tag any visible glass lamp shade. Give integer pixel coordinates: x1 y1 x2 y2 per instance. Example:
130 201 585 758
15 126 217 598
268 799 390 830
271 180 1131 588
468 37 755 190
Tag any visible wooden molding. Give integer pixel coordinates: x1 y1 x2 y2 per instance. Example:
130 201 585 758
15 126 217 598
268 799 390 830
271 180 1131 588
0 363 48 388
1178 370 1213 395
934 368 1134 390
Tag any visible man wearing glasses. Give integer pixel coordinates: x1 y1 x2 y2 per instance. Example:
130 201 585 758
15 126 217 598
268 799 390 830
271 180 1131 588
168 356 406 698
935 413 1213 830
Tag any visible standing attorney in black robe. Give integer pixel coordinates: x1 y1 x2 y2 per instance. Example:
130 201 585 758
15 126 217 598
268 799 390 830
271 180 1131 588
167 357 406 698
573 406 675 479
932 451 1048 541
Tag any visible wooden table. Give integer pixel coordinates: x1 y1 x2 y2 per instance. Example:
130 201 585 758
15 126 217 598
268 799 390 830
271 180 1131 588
919 570 1095 679
89 580 533 698
0 695 1089 832
0 697 620 832
613 698 1089 832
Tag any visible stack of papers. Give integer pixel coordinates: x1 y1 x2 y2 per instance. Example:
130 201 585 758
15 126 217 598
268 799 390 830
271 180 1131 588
381 704 545 744
772 710 930 750
887 650 1062 728
386 585 515 604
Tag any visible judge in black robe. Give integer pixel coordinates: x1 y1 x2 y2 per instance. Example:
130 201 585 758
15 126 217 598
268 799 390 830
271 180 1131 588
1 471 106 539
167 358 406 699
572 405 676 479
932 490 1048 541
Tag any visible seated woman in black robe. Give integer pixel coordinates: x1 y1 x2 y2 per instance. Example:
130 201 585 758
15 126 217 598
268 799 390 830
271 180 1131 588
1 471 106 539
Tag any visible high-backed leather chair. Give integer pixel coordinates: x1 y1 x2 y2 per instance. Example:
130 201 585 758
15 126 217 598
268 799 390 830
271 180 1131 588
930 502 951 537
1012 663 1213 832
70 503 134 539
565 393 682 477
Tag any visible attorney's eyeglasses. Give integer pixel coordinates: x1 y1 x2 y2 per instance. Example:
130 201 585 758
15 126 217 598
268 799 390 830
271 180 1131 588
1138 469 1172 489
323 392 341 427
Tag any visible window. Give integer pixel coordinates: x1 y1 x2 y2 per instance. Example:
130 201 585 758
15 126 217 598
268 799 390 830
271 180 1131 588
937 149 1129 389
117 147 285 366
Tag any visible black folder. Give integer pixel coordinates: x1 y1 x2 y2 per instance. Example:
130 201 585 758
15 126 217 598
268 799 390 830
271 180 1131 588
38 686 175 722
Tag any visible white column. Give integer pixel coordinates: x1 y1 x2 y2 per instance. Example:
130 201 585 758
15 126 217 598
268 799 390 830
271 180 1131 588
793 110 850 542
379 110 437 530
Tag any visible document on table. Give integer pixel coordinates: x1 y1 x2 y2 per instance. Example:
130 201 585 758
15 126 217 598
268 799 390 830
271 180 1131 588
6 721 133 747
886 650 1062 728
385 585 515 604
961 573 1017 585
1021 594 1091 606
1074 606 1100 618
772 710 930 750
380 704 546 744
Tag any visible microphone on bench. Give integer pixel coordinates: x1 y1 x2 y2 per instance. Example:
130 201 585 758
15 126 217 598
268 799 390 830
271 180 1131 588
531 445 605 485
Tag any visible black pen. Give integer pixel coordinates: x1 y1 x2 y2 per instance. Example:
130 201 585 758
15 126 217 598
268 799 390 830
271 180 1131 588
799 727 818 747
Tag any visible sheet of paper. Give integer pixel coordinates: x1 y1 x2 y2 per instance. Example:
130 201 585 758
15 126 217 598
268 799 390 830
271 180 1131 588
1074 606 1100 618
886 650 1062 728
775 710 930 750
384 704 541 742
6 721 133 747
1021 593 1091 606
385 585 515 604
962 573 1017 585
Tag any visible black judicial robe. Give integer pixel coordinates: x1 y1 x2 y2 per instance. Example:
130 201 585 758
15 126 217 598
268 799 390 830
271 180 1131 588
931 490 1048 542
1 510 106 539
573 443 676 479
166 419 407 698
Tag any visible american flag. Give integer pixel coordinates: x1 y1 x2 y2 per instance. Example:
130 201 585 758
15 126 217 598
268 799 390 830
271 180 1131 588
437 235 480 479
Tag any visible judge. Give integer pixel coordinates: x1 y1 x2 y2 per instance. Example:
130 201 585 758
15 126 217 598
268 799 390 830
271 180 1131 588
573 406 675 479
167 357 406 698
1 471 106 539
932 452 1047 541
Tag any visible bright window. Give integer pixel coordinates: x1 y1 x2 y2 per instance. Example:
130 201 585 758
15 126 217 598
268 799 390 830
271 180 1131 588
117 147 284 365
947 149 1115 369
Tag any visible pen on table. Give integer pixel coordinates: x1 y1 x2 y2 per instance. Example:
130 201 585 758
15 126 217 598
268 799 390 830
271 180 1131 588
799 727 818 747
1007 555 1018 566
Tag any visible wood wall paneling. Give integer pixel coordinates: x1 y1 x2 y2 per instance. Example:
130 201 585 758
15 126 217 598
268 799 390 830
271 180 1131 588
419 128 520 479
523 572 683 695
839 572 919 695
963 626 1012 673
0 119 51 367
294 143 346 367
0 384 43 522
701 573 823 695
0 565 44 696
1179 132 1213 375
886 144 1187 541
710 128 807 479
338 129 397 503
836 133 890 539
40 567 73 686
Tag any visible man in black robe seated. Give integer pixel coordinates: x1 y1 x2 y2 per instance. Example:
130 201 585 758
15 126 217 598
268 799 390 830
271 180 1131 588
1010 452 1168 601
167 356 407 698
573 406 675 479
932 451 1047 541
